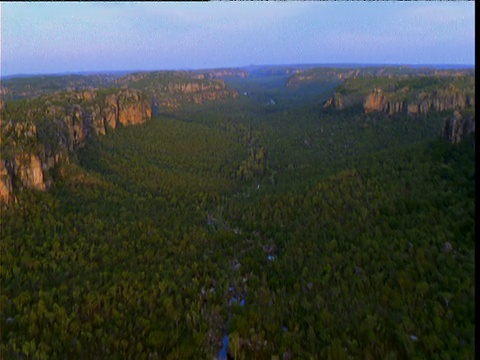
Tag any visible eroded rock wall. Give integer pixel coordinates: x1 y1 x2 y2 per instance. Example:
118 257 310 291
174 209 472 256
443 110 475 144
0 89 152 204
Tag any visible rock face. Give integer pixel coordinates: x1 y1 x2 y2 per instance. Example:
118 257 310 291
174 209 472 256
287 68 398 88
2 71 242 113
199 69 249 79
363 88 386 113
363 89 404 115
288 67 475 88
113 72 239 112
325 84 473 117
1 88 151 205
12 153 46 190
323 92 362 110
323 71 475 119
363 86 470 116
153 79 238 111
155 79 238 110
443 110 475 144
324 94 346 110
323 75 475 147
407 85 470 115
0 161 14 204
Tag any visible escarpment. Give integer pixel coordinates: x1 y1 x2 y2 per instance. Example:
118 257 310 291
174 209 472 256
443 110 475 144
288 67 474 88
200 69 249 79
323 74 475 144
159 79 238 109
1 88 151 204
406 85 471 115
113 72 239 112
1 70 242 113
362 85 473 116
363 88 405 114
324 75 474 116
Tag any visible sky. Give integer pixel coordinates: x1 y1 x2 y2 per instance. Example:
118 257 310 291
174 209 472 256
0 1 475 76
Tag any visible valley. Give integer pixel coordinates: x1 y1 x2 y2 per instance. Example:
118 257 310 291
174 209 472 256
0 65 475 359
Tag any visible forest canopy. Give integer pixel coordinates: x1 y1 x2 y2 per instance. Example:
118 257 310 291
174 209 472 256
1 67 475 359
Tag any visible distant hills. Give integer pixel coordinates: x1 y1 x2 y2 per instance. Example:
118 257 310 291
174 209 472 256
2 63 474 80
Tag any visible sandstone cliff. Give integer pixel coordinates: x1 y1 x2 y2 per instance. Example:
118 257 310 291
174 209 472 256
1 88 151 204
323 92 358 110
288 67 474 88
158 79 238 108
324 75 474 118
443 110 475 144
362 85 473 116
406 85 472 115
0 74 119 101
201 69 249 79
288 69 364 88
113 72 239 112
1 70 242 111
363 88 405 115
323 75 475 145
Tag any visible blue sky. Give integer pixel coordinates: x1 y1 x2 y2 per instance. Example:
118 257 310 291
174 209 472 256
0 1 475 76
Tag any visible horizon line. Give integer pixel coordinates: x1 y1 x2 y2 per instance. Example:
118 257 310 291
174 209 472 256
1 62 475 79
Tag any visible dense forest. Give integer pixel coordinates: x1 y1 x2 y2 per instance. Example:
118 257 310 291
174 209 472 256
1 67 475 359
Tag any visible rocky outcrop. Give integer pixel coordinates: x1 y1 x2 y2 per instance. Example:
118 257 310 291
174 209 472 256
2 70 241 111
288 69 360 88
364 88 388 113
201 69 249 79
407 85 469 115
1 74 119 101
326 83 473 117
324 93 348 110
12 153 46 190
366 85 470 116
0 153 46 205
113 72 239 112
0 88 151 205
0 161 14 204
443 110 475 144
152 79 238 111
288 67 474 88
324 91 366 111
364 88 404 115
166 81 225 94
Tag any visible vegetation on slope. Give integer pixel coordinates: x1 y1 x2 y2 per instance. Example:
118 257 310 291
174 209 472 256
1 73 475 359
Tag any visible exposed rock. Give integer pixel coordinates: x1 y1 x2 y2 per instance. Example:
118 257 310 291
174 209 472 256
364 88 405 115
407 85 468 115
201 69 248 79
111 72 239 112
13 153 46 191
154 79 238 111
443 110 475 144
360 83 473 117
364 88 386 113
324 93 349 110
288 69 365 87
288 67 474 88
1 160 14 204
1 88 152 205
